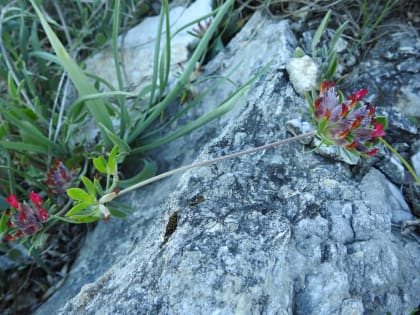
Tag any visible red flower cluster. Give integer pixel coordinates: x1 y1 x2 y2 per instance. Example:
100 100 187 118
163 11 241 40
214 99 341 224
4 192 48 241
46 159 77 194
312 81 386 156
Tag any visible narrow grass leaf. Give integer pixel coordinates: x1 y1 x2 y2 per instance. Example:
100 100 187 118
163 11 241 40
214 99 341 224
159 0 171 97
0 211 7 233
148 0 166 106
0 108 61 152
70 90 138 108
312 10 331 58
128 0 236 143
29 51 61 64
30 0 114 145
328 21 348 52
0 140 49 154
325 54 338 80
108 207 127 218
99 123 130 156
111 0 130 137
119 159 157 188
94 178 104 195
132 61 270 153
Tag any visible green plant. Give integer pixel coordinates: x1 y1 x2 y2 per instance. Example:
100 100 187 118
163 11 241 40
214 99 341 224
310 9 349 84
354 0 396 52
0 3 418 312
0 0 256 309
0 0 255 233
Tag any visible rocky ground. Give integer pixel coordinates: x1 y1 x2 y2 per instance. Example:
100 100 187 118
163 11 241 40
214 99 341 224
1 1 419 314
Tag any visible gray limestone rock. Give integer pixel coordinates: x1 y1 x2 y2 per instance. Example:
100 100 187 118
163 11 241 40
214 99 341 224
37 10 420 315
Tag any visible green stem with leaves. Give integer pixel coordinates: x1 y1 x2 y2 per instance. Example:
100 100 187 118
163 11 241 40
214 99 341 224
379 137 420 186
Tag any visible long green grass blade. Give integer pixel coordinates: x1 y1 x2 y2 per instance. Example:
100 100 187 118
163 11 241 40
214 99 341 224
0 140 49 154
312 9 331 58
29 0 114 145
111 0 130 138
0 147 16 194
70 90 138 108
139 74 237 141
328 21 348 52
159 0 171 97
132 61 271 153
128 0 236 143
148 0 166 106
0 108 63 153
99 123 131 156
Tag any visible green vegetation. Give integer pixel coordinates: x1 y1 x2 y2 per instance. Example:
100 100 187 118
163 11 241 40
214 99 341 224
0 0 415 313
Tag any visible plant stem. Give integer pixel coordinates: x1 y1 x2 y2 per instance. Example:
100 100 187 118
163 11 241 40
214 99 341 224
379 137 420 186
120 131 316 195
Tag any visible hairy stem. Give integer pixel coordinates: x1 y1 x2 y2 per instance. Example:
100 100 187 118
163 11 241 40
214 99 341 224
100 131 317 203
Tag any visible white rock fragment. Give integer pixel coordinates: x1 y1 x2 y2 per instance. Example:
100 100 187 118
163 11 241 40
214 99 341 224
286 55 318 95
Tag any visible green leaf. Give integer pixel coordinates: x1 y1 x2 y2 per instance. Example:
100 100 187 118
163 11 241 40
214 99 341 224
111 0 130 137
328 21 349 53
56 214 100 224
108 207 127 218
65 201 92 216
94 178 104 195
319 116 328 133
305 91 314 108
29 51 61 65
67 188 94 202
99 123 130 157
7 72 19 99
293 47 306 58
312 10 331 58
0 108 62 153
30 0 114 145
119 159 157 188
325 54 338 81
0 140 49 154
0 211 7 233
108 145 120 174
128 0 236 143
158 0 171 97
70 91 138 108
131 61 271 153
95 33 107 46
81 176 96 196
93 156 108 174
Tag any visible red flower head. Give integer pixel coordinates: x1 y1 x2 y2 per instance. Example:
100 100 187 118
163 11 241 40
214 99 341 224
311 81 386 157
30 191 43 206
5 194 19 209
3 192 49 241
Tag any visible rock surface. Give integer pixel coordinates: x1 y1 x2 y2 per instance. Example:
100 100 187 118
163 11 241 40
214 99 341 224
37 9 420 315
